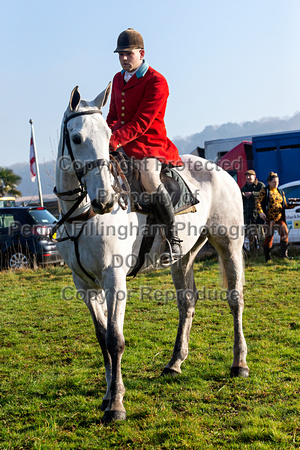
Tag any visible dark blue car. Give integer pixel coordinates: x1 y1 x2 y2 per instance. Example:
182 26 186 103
0 206 63 269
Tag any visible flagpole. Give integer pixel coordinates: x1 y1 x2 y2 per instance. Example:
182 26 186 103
29 119 44 207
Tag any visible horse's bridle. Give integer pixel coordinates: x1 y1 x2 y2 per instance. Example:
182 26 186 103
53 109 110 204
51 107 131 282
51 109 109 239
51 109 130 242
62 109 110 185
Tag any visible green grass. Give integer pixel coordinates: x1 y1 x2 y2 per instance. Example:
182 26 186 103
0 256 299 449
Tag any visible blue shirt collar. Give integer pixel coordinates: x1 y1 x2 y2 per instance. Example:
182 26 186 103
121 60 149 78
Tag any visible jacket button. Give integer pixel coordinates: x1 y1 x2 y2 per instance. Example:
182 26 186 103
121 121 125 124
121 113 125 117
121 92 125 96
121 106 125 110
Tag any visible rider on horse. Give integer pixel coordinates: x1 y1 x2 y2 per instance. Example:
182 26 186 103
107 28 182 264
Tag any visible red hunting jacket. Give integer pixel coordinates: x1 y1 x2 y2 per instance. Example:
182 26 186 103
107 60 181 165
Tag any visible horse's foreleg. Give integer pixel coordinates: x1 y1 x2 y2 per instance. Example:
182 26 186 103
102 271 127 423
73 276 112 411
86 292 112 411
163 255 198 375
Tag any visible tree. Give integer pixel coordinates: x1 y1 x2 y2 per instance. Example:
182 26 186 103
0 167 22 197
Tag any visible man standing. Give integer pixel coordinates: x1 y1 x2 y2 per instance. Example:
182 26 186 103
241 169 265 252
241 169 265 226
107 28 182 264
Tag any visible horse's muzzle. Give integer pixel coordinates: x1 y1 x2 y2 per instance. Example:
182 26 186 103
91 196 115 215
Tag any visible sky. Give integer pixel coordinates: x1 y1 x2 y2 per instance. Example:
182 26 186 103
1 0 300 168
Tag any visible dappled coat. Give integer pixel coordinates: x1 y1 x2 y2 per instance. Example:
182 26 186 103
107 60 181 165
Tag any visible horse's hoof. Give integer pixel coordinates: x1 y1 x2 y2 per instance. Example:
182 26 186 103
100 399 109 411
161 367 180 377
102 410 126 424
231 366 249 378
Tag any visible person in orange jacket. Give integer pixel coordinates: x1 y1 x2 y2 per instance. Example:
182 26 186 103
107 28 182 264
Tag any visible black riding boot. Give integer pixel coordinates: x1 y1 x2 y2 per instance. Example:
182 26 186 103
151 184 182 265
264 246 271 263
280 241 292 260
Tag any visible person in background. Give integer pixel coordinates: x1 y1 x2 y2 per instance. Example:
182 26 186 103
241 170 265 251
241 169 265 225
255 172 293 262
107 28 182 264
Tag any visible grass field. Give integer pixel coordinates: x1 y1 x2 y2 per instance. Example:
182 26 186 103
0 254 299 449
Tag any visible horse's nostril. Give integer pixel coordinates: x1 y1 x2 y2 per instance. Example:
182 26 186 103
72 134 82 145
91 198 115 215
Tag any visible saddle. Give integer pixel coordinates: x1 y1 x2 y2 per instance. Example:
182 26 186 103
110 152 199 277
111 151 199 215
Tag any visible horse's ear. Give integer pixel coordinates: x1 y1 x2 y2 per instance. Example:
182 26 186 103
93 82 112 109
70 86 81 111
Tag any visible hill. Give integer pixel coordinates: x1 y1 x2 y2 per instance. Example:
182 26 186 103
172 113 300 154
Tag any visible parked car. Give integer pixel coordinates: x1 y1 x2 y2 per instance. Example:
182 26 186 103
0 196 16 207
273 180 300 244
0 206 63 269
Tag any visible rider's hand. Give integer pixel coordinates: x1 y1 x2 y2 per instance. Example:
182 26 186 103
259 212 266 221
109 135 121 152
109 139 117 152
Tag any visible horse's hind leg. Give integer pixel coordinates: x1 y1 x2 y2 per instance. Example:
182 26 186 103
211 236 249 377
162 246 200 376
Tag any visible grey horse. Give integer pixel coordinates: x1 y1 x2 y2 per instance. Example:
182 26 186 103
54 84 249 423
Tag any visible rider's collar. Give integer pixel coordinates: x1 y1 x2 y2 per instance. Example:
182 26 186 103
121 60 149 79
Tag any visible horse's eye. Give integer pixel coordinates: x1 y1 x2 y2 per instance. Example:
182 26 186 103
72 134 82 145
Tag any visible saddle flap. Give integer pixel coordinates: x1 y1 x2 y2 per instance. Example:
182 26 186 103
111 151 199 214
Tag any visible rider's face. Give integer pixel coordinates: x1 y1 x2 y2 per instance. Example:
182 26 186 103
118 49 145 72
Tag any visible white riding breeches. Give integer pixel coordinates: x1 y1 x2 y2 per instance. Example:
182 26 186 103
134 157 162 194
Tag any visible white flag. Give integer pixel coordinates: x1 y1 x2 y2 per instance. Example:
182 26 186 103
30 129 36 182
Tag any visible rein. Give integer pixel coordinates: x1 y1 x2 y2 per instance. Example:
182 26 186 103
50 189 88 242
110 153 131 210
